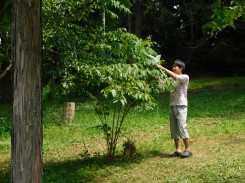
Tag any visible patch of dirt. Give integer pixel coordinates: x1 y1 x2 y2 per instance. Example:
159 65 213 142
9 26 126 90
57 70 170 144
44 126 166 161
0 153 10 164
88 134 245 183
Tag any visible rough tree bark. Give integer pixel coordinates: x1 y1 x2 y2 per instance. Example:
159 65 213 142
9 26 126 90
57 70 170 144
12 0 43 182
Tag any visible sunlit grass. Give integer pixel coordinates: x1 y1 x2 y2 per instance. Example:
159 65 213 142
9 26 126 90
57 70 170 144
189 76 245 90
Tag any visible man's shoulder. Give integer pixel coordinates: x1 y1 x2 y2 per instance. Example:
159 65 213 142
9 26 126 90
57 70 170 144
177 74 189 79
175 74 189 86
182 74 189 77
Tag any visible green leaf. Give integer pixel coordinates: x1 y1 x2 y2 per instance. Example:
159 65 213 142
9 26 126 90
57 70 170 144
111 89 116 97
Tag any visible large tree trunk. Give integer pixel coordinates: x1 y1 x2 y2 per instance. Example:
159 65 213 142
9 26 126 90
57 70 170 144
12 0 43 182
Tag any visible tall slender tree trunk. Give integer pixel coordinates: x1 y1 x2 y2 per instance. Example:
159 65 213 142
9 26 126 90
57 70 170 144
183 0 195 64
134 1 144 37
12 0 43 182
127 15 132 33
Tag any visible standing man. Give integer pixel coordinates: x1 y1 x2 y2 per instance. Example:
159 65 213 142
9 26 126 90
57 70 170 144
157 59 192 158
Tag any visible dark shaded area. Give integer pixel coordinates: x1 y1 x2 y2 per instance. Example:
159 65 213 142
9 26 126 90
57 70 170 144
0 0 12 104
0 150 174 183
185 24 245 77
123 1 245 77
1 1 245 104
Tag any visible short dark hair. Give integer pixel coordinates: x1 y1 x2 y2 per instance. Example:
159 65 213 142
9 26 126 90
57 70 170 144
174 59 185 71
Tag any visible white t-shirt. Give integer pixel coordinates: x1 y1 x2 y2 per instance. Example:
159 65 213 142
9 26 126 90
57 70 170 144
169 74 189 106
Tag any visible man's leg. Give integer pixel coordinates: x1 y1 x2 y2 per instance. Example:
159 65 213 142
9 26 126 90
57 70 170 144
174 138 182 152
177 106 190 151
181 138 192 157
170 107 182 156
177 106 192 157
183 138 190 151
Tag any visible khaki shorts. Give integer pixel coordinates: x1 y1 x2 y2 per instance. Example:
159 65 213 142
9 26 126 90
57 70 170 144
170 106 189 139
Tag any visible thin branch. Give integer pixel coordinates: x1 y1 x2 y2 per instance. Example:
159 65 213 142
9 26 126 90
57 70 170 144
113 103 122 143
113 102 135 150
188 32 220 49
0 62 12 79
236 19 245 22
110 103 117 150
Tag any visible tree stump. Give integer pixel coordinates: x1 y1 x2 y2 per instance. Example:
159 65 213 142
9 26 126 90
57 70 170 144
61 102 75 125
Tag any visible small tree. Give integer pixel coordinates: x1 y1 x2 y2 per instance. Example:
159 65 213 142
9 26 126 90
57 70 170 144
47 27 174 161
79 30 174 161
87 63 173 161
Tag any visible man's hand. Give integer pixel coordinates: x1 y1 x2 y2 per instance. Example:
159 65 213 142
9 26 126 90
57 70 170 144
156 64 166 72
156 64 177 79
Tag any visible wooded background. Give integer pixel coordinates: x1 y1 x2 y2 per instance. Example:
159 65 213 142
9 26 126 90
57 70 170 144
1 0 245 104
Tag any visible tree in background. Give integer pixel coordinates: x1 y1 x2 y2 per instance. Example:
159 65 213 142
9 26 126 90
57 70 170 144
0 0 12 103
12 0 43 181
203 0 245 35
1 0 245 104
42 0 131 98
124 0 245 76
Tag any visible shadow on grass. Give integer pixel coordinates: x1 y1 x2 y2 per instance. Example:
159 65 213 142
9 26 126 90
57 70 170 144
44 157 106 183
0 150 174 183
147 150 173 159
0 168 10 183
44 150 175 182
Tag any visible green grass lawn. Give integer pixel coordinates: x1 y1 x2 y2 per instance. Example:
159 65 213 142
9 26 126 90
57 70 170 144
0 76 245 182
